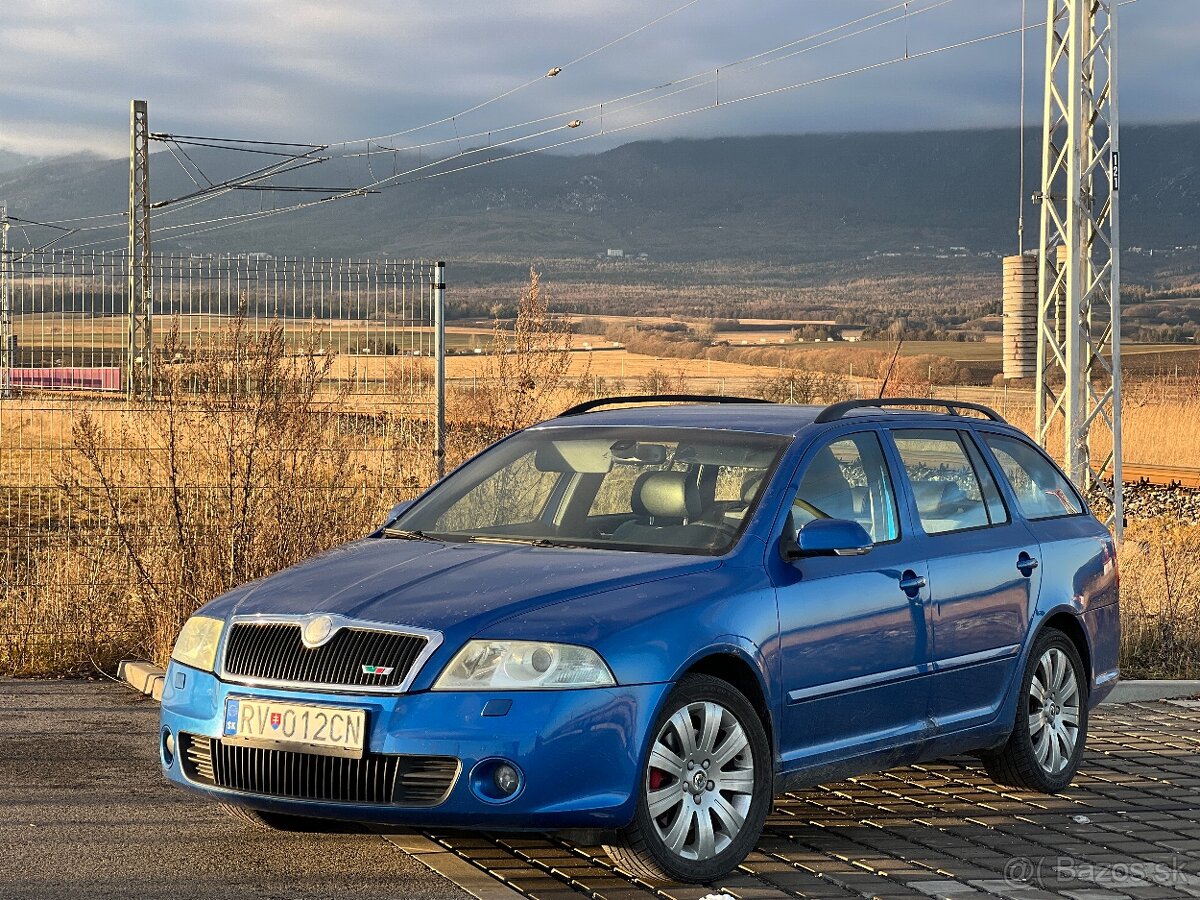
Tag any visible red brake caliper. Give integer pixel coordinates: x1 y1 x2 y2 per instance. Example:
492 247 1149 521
649 768 665 790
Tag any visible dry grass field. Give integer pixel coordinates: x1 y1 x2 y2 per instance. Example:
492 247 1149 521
2 289 1198 679
11 312 496 358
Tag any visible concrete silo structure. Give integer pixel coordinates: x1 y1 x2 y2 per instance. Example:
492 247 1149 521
1002 253 1039 380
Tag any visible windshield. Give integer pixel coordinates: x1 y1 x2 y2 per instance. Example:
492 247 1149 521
393 426 790 555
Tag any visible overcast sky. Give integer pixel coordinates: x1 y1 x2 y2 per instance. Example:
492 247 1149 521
1 0 1196 159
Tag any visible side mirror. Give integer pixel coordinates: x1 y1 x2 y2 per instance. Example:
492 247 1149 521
784 519 874 560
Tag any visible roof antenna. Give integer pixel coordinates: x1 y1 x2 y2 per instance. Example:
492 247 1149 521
878 340 904 398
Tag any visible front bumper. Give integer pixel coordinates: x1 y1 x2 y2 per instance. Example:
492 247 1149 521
160 661 670 829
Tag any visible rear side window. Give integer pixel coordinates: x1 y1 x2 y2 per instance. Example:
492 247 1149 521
891 429 1008 534
982 433 1084 520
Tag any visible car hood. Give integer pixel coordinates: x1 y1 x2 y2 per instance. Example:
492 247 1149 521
203 537 720 644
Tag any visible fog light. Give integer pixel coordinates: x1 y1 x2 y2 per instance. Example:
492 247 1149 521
493 763 520 797
470 758 524 803
161 728 175 767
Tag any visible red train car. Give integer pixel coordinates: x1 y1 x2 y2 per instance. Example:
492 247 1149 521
8 367 123 391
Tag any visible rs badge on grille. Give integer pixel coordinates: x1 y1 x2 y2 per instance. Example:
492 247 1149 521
361 665 394 676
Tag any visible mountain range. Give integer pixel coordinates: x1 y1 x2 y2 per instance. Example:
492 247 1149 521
2 126 1198 278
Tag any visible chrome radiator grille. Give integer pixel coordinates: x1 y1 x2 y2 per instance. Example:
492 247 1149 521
222 620 430 690
180 734 458 807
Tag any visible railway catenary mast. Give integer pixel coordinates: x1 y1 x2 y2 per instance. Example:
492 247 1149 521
1035 0 1123 539
127 99 152 399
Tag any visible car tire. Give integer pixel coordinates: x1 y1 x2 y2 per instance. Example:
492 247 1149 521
218 802 325 831
602 674 772 884
981 629 1089 793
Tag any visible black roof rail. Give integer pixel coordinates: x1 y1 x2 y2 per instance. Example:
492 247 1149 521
814 398 1006 424
558 394 771 418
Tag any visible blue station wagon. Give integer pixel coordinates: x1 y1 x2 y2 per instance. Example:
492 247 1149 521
160 396 1120 883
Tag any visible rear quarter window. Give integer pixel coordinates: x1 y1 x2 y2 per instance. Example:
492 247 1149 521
981 433 1085 520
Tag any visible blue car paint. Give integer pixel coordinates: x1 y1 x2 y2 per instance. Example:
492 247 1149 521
162 663 669 828
199 540 723 694
161 404 1119 828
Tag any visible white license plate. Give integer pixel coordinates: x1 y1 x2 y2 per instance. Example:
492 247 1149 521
223 698 366 758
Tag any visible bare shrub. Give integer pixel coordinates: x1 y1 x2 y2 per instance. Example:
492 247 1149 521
637 368 691 395
476 266 589 434
53 315 392 666
748 369 847 404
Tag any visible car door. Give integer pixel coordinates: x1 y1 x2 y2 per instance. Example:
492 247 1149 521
773 429 932 771
888 427 1041 733
976 429 1119 683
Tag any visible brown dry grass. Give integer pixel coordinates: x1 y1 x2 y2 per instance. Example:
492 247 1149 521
1 316 444 675
1001 385 1200 470
1118 520 1200 679
3 298 1200 677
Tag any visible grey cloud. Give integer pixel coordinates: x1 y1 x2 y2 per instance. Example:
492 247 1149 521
1 0 1197 158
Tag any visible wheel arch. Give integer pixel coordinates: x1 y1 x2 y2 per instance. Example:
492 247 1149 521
676 644 776 759
1037 608 1093 693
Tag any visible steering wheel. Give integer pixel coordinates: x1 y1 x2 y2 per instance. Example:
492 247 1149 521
688 519 740 543
792 499 831 520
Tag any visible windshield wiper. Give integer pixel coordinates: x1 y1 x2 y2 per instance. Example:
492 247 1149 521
466 535 595 549
382 528 439 542
466 534 537 545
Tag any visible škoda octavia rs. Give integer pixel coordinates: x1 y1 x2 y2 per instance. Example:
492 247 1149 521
161 396 1119 883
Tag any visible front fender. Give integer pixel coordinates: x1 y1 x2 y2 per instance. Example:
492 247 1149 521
476 565 779 688
667 634 779 761
669 635 772 695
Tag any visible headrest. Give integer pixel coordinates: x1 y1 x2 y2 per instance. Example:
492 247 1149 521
907 480 955 513
740 472 765 503
632 471 702 520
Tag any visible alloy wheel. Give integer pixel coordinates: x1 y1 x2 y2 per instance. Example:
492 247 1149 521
644 700 755 861
1028 646 1081 775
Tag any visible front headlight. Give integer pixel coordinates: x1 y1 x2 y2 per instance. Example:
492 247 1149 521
433 640 616 690
170 615 225 673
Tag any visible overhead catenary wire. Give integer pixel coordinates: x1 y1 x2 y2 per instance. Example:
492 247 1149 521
311 5 1129 203
338 0 708 148
44 0 1145 253
67 6 1088 251
316 0 996 199
339 0 950 162
1018 0 1028 254
9 210 125 227
322 0 959 211
21 0 951 249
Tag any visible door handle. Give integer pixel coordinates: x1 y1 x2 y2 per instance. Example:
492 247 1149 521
1017 553 1040 577
899 571 927 597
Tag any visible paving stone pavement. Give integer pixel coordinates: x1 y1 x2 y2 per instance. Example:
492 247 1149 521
425 701 1200 900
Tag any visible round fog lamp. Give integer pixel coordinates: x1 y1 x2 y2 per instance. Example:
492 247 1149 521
161 728 175 766
493 763 521 796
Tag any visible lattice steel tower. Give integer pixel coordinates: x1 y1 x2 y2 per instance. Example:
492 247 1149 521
128 99 153 398
1035 0 1123 537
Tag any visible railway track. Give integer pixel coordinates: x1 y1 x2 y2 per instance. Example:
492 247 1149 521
1124 462 1200 488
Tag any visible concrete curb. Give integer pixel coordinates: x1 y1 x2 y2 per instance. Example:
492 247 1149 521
118 659 165 702
1105 679 1200 703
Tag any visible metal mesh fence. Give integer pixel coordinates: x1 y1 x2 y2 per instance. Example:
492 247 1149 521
0 250 443 672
